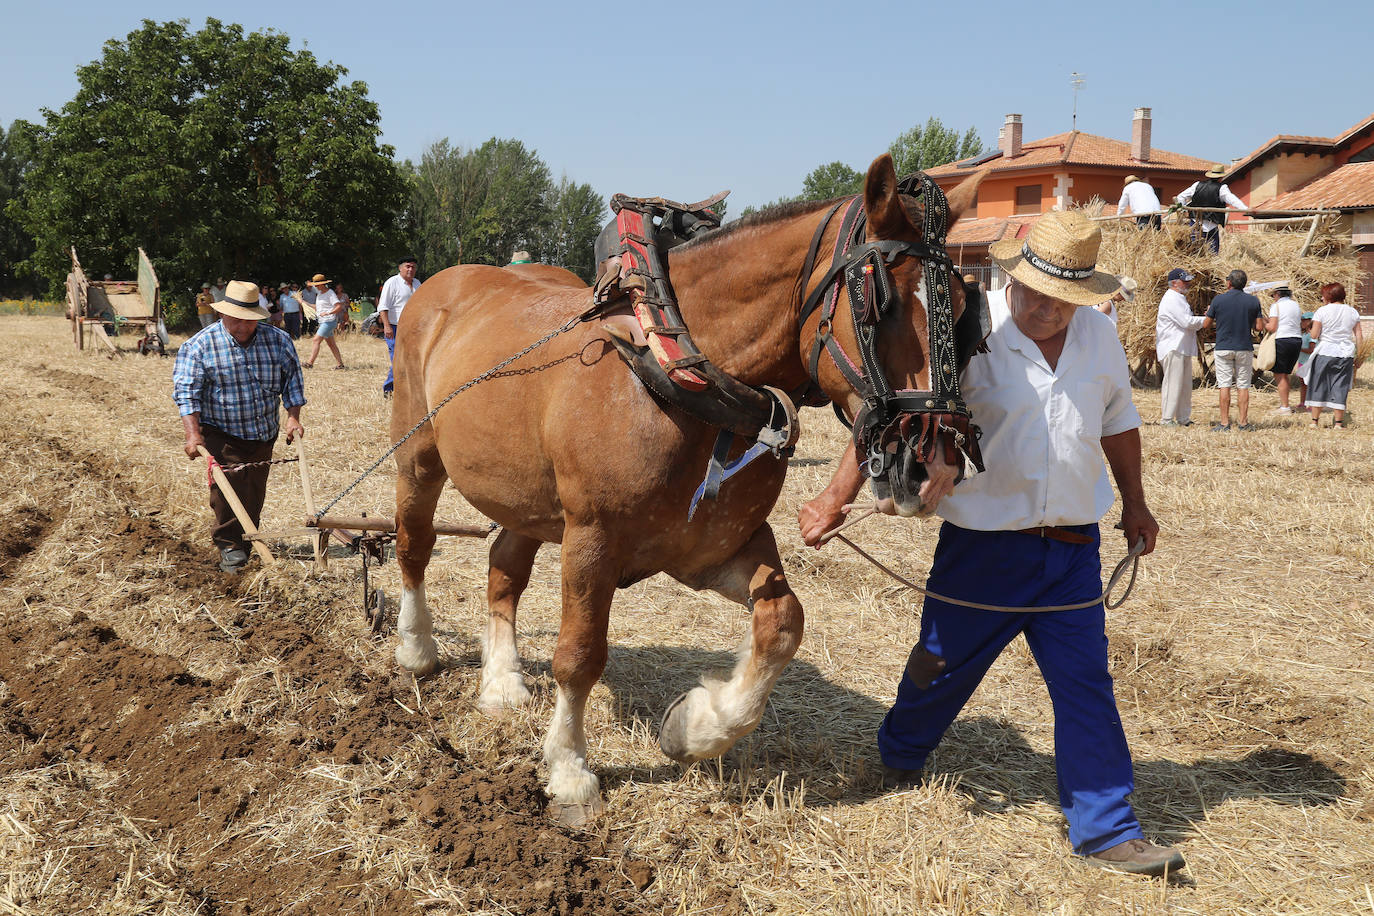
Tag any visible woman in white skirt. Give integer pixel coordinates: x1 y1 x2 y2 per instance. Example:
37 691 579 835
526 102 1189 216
1306 283 1364 429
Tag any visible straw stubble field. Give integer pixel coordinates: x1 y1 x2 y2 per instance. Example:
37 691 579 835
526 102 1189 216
0 316 1371 915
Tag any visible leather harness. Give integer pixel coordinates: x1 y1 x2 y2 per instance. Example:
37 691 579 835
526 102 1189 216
796 173 985 485
597 173 985 517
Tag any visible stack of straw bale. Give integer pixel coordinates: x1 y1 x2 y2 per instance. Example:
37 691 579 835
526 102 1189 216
1083 201 1362 370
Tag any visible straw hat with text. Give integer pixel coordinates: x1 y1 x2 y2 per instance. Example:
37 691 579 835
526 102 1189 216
211 280 270 320
989 210 1122 306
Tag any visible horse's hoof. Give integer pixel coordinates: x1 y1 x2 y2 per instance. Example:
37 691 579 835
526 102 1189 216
395 642 439 676
658 691 700 764
549 797 604 828
477 674 533 716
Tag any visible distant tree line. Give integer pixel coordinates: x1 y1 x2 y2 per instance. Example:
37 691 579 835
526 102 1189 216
740 118 984 216
0 18 606 325
0 19 983 324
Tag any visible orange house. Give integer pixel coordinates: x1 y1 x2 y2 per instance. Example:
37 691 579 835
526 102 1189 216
1222 113 1374 314
926 109 1214 287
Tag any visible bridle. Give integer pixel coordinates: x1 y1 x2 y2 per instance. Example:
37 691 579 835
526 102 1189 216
796 173 985 484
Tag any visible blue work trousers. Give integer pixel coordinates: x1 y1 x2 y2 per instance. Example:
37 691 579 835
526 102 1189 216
877 522 1143 855
383 333 395 393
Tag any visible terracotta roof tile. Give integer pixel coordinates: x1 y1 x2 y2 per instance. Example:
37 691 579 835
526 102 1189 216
927 130 1214 179
1225 113 1374 180
945 215 1039 247
1265 161 1374 211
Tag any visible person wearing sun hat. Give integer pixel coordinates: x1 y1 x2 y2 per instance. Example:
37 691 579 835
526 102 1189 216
195 282 217 328
303 273 346 370
800 210 1179 877
1117 175 1162 230
172 280 306 572
1095 275 1137 326
1175 164 1247 253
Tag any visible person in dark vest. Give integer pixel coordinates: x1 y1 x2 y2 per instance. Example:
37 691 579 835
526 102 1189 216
1175 165 1247 253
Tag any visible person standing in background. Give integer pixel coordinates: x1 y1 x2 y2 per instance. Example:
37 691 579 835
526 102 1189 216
1203 270 1263 431
1117 176 1162 230
1266 287 1304 414
195 282 217 328
1155 268 1208 426
377 255 422 396
303 274 346 370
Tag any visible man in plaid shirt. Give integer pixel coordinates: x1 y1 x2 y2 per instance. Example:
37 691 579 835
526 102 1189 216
173 280 306 571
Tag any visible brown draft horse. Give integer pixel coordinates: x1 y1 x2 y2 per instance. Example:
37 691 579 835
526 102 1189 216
391 154 982 824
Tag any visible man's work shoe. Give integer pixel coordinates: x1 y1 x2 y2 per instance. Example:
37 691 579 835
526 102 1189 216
880 766 924 791
218 546 250 573
1084 838 1186 877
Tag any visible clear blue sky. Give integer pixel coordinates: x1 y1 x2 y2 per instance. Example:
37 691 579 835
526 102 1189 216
5 0 1371 215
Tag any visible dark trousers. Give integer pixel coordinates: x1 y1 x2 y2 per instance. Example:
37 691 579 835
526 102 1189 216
284 312 302 338
202 425 276 550
1136 214 1161 230
876 522 1143 855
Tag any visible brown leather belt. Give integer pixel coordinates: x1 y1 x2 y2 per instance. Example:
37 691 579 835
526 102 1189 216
1015 525 1094 545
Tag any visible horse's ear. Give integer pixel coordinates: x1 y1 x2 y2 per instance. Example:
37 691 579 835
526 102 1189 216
863 154 915 238
944 167 989 223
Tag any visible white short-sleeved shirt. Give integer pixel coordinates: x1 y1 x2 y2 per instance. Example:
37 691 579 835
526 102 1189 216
938 289 1141 531
1269 296 1302 339
1117 181 1161 216
377 274 422 324
314 288 342 319
1311 302 1360 358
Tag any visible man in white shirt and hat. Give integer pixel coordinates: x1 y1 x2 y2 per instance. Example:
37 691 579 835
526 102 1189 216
1175 165 1247 253
376 255 422 395
799 210 1182 877
1117 176 1162 230
1155 268 1209 426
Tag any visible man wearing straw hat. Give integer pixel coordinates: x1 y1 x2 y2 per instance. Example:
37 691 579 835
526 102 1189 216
173 280 306 572
1095 275 1137 326
800 210 1182 876
1117 176 1162 230
1175 165 1247 253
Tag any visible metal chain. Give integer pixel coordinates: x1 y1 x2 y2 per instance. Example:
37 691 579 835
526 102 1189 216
312 311 591 520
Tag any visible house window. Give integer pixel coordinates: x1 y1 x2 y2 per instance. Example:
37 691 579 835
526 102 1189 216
1014 184 1042 215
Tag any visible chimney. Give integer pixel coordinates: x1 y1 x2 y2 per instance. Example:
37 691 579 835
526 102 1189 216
999 113 1023 158
1131 107 1152 162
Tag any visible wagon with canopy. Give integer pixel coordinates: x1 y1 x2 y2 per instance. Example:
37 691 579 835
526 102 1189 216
66 247 166 355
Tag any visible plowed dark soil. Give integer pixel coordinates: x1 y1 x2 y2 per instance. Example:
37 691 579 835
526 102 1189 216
0 411 649 915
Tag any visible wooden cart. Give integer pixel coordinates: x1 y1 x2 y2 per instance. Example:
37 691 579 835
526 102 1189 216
67 247 166 355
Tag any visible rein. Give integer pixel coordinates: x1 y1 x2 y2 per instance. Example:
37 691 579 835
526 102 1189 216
833 533 1145 612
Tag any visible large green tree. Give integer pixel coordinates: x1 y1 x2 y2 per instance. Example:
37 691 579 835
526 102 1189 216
0 121 37 295
403 138 606 282
888 117 984 177
800 161 864 201
543 176 605 283
14 18 406 306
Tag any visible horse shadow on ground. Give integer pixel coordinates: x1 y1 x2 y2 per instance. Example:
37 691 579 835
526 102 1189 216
416 631 1346 844
592 645 1347 845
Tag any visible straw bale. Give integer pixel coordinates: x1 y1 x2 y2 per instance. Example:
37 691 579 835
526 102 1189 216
1083 200 1363 371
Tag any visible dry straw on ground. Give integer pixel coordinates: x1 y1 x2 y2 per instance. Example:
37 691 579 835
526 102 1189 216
1 317 1372 914
1086 203 1363 369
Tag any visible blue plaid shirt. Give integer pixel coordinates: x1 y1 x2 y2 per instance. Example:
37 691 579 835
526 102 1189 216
172 322 306 441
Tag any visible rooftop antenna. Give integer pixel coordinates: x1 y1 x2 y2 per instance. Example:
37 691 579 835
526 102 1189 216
1070 72 1085 131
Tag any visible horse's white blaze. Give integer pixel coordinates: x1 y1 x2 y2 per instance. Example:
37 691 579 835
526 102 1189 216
543 689 600 803
394 584 438 674
478 615 531 710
